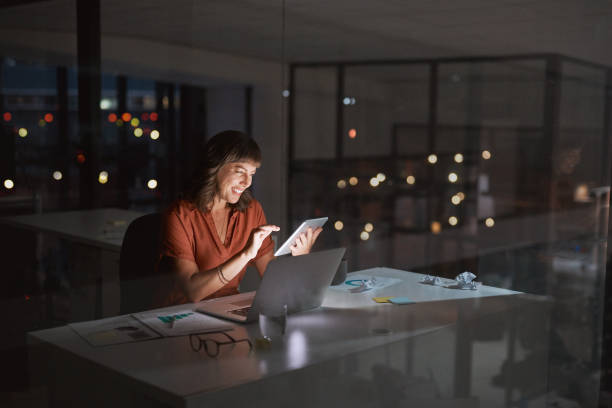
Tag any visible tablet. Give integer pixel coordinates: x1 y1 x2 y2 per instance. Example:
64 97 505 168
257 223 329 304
274 217 328 256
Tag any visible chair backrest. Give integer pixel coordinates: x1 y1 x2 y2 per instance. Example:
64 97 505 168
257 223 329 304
119 213 163 314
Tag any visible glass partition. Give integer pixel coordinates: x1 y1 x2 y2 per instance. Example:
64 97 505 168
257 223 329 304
0 1 611 407
288 54 610 407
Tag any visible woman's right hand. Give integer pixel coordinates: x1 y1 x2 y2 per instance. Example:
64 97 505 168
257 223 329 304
244 224 279 260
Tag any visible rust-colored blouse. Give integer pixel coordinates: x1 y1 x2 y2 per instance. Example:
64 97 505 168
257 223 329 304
158 199 274 305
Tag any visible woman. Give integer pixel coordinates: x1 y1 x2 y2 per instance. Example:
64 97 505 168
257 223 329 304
158 130 321 305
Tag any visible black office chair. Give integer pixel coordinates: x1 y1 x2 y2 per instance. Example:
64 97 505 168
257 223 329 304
119 213 165 314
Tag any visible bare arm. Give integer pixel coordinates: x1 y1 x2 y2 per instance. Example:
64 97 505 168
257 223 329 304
158 250 253 302
162 224 279 302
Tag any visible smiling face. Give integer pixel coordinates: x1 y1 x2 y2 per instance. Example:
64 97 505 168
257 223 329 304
215 160 259 205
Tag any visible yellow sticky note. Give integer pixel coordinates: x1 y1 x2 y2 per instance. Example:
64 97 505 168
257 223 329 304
372 296 394 303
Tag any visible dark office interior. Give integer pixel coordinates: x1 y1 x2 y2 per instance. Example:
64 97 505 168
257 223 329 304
1 0 611 407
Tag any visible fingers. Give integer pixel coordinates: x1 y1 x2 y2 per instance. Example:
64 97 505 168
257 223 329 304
297 228 320 247
245 225 280 260
254 229 273 241
289 229 312 256
289 242 303 256
304 227 319 246
250 224 279 243
290 233 306 255
258 224 280 232
289 226 324 256
297 231 308 247
305 227 313 241
255 231 270 240
257 225 280 238
312 227 323 241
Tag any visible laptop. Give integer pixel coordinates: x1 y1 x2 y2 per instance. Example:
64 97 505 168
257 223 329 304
196 247 346 322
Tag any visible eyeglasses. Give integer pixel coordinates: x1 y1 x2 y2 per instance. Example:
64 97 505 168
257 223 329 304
189 331 253 358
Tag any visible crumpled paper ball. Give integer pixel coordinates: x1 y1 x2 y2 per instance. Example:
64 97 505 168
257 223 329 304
455 271 480 290
421 275 443 286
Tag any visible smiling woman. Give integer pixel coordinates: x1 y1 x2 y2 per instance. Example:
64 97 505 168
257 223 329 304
157 130 321 306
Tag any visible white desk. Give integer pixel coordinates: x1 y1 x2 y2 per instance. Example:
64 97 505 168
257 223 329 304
28 268 550 408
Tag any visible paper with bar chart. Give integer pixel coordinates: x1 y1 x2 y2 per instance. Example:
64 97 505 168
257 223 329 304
133 310 234 337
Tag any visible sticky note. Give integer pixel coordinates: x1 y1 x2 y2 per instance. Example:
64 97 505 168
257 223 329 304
389 297 415 305
372 297 394 303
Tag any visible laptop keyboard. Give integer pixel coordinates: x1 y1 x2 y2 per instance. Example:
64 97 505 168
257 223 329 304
230 306 251 317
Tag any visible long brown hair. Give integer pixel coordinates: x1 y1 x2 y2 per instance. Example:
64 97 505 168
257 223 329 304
184 130 262 212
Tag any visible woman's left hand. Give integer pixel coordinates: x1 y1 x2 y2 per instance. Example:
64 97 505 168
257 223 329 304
290 227 322 256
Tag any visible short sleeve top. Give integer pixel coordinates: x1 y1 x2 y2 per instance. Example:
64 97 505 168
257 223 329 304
158 198 274 305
